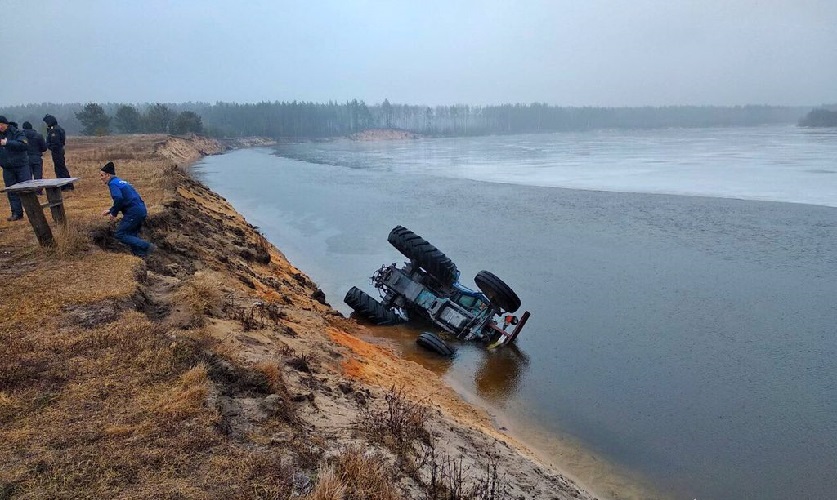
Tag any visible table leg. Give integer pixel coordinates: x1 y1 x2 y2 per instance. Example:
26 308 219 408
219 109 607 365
45 187 66 224
19 192 54 246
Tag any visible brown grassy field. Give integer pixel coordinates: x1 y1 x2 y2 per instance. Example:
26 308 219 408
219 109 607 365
0 135 595 499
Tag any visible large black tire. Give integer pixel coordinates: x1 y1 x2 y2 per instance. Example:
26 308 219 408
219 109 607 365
387 226 459 286
344 287 402 325
474 271 521 313
416 331 454 357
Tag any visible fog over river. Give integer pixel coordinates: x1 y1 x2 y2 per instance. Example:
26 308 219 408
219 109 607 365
193 125 837 499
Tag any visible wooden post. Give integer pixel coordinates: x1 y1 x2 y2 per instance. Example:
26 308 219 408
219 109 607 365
19 192 54 246
44 187 67 224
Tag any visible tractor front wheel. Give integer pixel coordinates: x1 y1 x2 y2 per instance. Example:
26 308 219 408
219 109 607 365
474 271 521 313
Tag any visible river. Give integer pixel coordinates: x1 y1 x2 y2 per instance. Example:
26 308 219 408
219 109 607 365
192 125 837 499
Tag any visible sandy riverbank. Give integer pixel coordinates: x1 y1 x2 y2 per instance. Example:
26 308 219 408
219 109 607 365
0 134 596 499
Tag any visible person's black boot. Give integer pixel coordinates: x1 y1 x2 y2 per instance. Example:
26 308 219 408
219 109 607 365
6 214 23 222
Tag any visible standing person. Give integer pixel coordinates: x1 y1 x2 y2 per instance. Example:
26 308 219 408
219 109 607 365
99 161 154 257
0 116 31 222
21 121 47 181
42 114 73 191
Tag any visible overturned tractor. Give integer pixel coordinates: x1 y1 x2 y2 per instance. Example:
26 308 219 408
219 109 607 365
344 225 530 356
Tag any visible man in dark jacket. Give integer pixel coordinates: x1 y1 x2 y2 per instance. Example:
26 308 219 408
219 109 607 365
43 114 73 191
100 161 154 257
21 121 48 181
0 116 31 221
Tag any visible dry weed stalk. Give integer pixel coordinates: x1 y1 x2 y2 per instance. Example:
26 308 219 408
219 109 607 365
287 354 312 373
423 444 509 500
356 388 509 499
357 387 431 465
223 295 285 331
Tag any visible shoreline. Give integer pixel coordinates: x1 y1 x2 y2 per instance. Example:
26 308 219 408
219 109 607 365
0 134 600 499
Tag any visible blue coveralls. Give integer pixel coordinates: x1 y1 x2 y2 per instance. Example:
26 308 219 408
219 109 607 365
107 176 151 256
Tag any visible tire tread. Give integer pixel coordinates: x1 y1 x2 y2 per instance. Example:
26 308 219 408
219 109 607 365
344 286 402 325
387 226 459 286
416 331 454 357
474 270 521 312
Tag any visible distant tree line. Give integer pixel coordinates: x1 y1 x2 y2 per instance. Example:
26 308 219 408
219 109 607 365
197 101 812 138
0 102 204 137
0 100 818 139
799 107 837 127
71 103 204 136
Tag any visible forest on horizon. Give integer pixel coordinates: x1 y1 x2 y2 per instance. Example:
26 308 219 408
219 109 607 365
0 100 820 139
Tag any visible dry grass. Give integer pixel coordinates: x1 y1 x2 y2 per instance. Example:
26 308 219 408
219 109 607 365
306 447 401 500
335 447 401 499
155 363 211 420
305 468 346 500
48 219 95 258
173 271 224 327
0 135 311 499
0 309 225 497
0 250 139 328
254 361 296 423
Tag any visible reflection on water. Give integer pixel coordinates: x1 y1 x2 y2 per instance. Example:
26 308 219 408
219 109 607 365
351 315 529 407
350 319 456 375
473 344 529 404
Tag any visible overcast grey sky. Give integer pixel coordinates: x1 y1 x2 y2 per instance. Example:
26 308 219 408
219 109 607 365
3 0 836 107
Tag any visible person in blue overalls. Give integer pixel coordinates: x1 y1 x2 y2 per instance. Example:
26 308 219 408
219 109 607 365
100 161 154 257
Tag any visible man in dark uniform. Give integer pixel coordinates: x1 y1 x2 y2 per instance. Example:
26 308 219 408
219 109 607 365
43 114 73 191
21 121 48 181
100 161 154 257
0 116 31 221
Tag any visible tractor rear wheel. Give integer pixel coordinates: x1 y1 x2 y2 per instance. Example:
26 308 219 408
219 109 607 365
344 287 402 325
474 271 521 313
387 226 459 286
416 331 455 357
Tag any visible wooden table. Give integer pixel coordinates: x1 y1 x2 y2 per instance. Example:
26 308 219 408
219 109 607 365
2 178 79 246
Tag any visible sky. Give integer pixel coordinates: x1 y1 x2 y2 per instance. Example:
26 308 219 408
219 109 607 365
3 0 836 107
